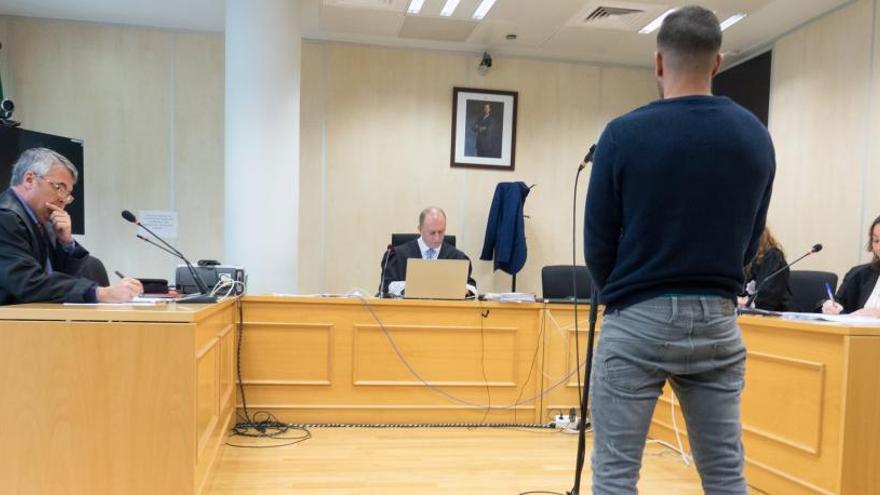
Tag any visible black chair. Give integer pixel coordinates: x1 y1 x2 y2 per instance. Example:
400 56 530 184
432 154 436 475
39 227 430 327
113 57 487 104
75 255 110 287
542 265 592 301
390 233 456 247
789 270 838 312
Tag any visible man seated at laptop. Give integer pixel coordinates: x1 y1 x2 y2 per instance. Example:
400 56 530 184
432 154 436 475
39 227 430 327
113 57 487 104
382 206 477 297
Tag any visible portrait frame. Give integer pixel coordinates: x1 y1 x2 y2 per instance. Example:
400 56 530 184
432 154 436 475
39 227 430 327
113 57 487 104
450 87 518 171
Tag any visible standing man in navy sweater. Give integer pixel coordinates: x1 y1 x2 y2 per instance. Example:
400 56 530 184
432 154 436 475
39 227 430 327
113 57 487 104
584 6 774 494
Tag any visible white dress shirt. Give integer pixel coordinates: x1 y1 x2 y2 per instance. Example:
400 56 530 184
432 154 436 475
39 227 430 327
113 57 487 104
417 237 440 259
865 276 880 309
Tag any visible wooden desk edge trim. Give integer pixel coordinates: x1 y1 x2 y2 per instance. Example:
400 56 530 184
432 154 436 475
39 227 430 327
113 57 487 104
0 298 236 323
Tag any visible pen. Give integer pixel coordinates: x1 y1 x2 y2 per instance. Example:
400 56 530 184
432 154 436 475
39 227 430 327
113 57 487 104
114 270 125 279
824 281 835 303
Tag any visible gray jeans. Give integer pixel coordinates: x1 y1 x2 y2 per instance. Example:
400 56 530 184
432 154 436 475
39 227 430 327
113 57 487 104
590 296 747 495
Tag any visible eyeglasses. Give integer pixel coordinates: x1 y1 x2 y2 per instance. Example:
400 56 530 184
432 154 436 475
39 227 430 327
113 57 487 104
36 174 75 205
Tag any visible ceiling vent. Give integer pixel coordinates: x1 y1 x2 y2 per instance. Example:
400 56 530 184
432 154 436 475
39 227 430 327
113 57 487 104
567 2 671 32
584 6 644 23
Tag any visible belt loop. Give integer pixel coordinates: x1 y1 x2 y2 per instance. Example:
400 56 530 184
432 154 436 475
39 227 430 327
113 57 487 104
670 296 678 322
700 296 710 319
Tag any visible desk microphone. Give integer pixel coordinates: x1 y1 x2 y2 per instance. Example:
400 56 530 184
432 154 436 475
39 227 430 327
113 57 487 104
746 243 822 308
121 210 216 303
377 244 395 298
136 234 178 258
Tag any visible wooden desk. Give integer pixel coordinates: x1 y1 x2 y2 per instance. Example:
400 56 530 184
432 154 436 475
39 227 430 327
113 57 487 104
6 296 874 494
240 297 880 494
240 296 546 424
0 300 237 495
649 315 880 495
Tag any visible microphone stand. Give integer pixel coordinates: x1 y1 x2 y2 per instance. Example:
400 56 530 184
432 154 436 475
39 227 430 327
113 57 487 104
137 234 179 258
129 217 216 303
569 284 599 495
377 245 394 298
568 144 596 495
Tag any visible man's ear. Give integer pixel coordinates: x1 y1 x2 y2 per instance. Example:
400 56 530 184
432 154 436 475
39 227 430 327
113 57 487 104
22 171 37 190
655 51 663 78
711 52 723 77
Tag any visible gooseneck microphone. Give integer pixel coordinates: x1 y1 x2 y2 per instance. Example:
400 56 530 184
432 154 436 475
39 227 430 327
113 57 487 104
577 144 596 172
136 234 178 258
569 143 599 495
377 244 395 298
746 243 823 308
121 210 217 303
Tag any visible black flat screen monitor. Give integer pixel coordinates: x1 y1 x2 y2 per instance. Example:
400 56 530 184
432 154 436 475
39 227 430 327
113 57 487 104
713 51 772 127
0 126 85 234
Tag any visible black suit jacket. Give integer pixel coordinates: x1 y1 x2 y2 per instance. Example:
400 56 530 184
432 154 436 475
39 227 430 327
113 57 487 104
0 188 95 304
381 239 476 294
835 263 880 313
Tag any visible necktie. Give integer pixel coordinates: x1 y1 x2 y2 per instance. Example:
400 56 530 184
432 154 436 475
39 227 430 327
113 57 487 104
425 248 436 260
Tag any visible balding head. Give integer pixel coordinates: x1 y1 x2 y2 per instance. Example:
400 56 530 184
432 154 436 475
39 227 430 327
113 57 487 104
418 207 447 249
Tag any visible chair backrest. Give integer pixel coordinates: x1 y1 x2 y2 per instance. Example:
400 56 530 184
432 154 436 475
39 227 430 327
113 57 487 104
75 255 111 287
390 233 456 247
542 265 592 300
789 270 838 312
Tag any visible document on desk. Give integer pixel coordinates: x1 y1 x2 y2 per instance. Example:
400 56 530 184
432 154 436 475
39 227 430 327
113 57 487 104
482 292 537 303
64 296 168 306
781 312 880 324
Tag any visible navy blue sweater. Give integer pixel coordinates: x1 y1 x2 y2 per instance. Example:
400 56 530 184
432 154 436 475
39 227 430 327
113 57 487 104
584 95 775 310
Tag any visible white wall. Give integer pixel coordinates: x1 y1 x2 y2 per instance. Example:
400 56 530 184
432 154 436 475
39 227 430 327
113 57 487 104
0 16 224 282
768 0 880 280
12 5 880 296
299 43 656 295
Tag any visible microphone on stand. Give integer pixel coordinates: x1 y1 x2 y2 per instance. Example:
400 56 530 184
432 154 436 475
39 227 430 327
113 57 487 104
745 243 822 309
377 244 395 298
568 142 599 495
577 144 596 172
136 234 178 258
121 210 217 303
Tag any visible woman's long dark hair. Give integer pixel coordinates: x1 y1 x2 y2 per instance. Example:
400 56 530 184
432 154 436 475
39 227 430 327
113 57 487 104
745 227 785 276
868 215 880 269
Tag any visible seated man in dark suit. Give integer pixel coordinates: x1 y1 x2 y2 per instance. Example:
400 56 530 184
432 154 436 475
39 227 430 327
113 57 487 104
0 148 142 304
381 206 476 296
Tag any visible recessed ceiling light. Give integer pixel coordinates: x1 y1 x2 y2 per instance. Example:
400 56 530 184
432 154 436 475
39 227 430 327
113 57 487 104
407 0 425 14
639 8 676 34
720 13 747 31
472 0 498 20
441 0 461 17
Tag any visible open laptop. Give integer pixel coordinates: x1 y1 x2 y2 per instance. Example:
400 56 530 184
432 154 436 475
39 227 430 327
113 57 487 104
404 258 469 300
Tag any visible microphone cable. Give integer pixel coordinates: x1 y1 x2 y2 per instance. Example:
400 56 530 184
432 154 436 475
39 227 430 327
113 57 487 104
228 298 312 448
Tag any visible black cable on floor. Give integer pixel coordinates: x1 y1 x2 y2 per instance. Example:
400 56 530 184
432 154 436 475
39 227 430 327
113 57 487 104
228 298 313 449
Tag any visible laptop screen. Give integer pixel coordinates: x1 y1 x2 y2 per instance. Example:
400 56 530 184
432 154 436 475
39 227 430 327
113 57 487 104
404 259 469 300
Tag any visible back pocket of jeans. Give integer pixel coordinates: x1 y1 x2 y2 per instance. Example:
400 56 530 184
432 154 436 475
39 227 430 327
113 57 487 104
602 343 668 395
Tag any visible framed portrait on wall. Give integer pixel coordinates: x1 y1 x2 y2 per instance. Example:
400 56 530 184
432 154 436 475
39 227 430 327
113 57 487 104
450 87 518 170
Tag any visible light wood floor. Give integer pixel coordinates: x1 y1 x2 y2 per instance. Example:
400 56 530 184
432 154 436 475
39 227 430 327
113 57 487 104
207 427 704 494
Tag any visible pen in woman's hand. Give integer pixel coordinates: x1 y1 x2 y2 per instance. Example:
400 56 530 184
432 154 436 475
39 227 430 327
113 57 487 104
824 281 835 302
114 270 125 279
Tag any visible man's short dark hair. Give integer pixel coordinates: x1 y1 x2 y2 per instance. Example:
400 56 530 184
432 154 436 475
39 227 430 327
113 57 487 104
657 6 722 63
